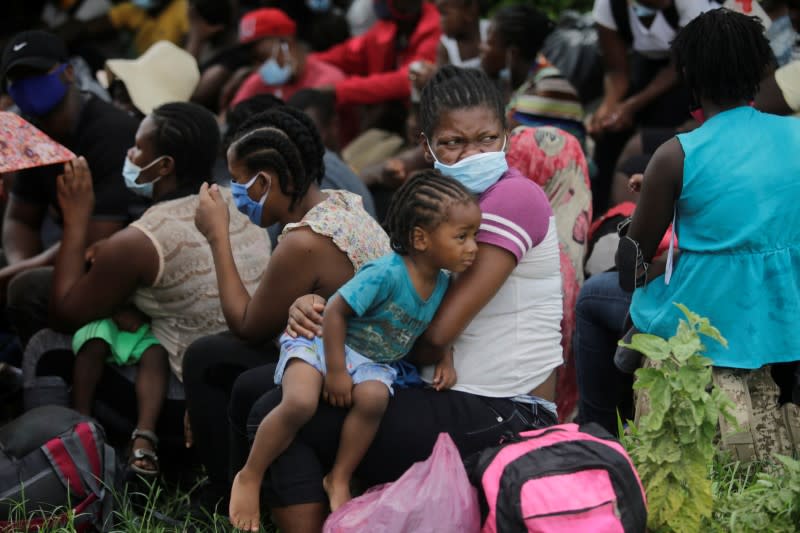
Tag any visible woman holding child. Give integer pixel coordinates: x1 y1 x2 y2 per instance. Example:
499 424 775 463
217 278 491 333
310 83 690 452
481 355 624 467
183 106 391 512
48 102 270 476
239 65 564 532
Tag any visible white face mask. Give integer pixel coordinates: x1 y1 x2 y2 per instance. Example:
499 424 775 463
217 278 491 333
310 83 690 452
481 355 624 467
426 136 508 194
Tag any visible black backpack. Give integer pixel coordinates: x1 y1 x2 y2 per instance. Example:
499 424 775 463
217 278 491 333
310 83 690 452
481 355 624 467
0 406 117 532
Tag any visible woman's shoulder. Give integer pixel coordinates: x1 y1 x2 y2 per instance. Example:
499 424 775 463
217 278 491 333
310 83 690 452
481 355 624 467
132 193 199 229
281 190 390 268
477 169 554 258
282 190 375 237
482 168 552 217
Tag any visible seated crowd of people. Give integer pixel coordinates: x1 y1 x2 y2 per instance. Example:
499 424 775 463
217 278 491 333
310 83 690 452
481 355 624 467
0 0 799 531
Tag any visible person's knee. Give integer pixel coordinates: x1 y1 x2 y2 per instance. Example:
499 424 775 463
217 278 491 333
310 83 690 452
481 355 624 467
139 346 169 369
280 389 320 422
352 381 390 418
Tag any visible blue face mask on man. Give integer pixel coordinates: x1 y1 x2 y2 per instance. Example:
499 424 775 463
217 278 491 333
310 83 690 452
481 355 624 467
231 172 270 226
259 58 292 86
123 156 166 198
132 0 160 9
426 136 508 194
306 0 331 13
632 2 658 18
7 64 68 117
259 42 293 86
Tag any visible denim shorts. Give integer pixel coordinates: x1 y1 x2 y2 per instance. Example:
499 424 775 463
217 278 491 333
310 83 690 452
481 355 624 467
275 334 397 394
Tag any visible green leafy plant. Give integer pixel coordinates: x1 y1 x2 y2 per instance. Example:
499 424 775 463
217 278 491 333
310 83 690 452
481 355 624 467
710 455 800 532
621 303 733 533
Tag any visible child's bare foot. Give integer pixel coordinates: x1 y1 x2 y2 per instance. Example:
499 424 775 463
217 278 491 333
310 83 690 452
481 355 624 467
323 473 352 512
229 469 261 531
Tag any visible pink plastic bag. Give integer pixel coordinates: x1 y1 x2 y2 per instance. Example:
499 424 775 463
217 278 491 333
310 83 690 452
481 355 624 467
323 433 481 533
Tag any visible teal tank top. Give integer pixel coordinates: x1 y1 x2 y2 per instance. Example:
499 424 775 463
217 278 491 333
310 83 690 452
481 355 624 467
631 107 800 368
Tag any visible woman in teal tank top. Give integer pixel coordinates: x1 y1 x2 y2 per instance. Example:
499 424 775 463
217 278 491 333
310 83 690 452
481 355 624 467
619 9 800 371
617 8 800 461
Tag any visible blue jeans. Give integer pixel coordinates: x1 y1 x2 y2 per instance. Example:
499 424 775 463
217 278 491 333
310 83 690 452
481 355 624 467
574 271 633 435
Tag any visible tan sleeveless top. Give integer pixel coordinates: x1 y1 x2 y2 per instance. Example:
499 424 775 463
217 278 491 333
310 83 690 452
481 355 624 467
131 188 270 380
280 190 390 271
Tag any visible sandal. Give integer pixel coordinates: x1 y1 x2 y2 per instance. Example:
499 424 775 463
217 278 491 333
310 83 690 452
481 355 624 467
128 429 160 477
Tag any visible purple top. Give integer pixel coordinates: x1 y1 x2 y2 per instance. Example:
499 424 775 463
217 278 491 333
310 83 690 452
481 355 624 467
476 167 553 262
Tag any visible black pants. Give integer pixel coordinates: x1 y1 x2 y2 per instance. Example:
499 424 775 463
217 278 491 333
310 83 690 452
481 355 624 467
245 372 557 507
181 333 278 494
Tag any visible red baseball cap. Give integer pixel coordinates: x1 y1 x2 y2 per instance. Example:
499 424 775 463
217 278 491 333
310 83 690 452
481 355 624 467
239 8 297 44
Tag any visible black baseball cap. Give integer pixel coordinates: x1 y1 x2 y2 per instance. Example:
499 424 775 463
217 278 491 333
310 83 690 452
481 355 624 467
1 31 69 82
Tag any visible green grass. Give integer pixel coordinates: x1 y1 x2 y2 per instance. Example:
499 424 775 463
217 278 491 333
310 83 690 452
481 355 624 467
4 452 797 532
4 474 276 533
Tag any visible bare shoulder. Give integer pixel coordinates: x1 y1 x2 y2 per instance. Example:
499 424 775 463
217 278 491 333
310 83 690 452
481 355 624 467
96 226 159 283
275 226 333 257
645 137 685 195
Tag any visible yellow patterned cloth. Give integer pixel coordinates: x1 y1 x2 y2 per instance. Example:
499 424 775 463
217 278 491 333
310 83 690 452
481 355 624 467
109 0 189 56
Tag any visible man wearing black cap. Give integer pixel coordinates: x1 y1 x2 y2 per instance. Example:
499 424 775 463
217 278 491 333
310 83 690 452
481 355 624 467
0 30 142 345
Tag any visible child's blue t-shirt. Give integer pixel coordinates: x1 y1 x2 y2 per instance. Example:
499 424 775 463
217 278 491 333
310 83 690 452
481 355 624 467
337 252 450 363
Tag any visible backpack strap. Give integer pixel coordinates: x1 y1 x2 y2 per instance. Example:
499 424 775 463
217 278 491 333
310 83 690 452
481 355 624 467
100 443 117 531
60 425 103 498
610 0 633 44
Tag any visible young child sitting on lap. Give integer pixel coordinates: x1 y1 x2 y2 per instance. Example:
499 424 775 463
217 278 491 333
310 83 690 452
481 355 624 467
72 305 169 478
229 170 482 531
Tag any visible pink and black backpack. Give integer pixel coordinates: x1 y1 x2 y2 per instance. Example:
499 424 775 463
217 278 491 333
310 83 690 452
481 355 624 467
467 423 647 533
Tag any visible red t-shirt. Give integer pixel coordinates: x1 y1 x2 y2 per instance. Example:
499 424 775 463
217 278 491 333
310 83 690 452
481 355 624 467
230 55 345 108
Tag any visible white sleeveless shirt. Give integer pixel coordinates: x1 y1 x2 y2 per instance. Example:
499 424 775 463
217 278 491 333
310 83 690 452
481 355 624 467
131 188 270 380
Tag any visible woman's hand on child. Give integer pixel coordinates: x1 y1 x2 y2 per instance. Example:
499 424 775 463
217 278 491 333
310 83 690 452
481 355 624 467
286 294 326 339
432 348 457 391
323 370 353 408
195 182 230 245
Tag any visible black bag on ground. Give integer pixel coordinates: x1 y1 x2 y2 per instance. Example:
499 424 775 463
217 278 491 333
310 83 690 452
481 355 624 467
0 405 117 532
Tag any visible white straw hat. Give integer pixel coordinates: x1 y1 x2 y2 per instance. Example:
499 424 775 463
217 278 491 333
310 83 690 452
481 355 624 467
105 41 200 115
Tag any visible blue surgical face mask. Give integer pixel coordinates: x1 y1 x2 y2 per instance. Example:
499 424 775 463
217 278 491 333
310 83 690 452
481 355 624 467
632 2 658 18
306 0 331 13
7 64 68 117
426 136 508 194
123 156 164 198
258 43 292 86
231 172 270 226
259 58 293 86
132 0 159 9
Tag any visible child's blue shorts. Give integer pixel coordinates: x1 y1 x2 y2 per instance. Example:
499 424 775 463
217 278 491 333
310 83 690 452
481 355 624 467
275 333 398 395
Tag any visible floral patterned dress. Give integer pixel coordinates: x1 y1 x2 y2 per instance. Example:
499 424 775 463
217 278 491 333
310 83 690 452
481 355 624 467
507 126 592 420
280 190 391 272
